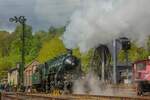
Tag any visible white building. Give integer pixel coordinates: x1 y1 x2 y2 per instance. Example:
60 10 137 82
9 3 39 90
8 67 18 86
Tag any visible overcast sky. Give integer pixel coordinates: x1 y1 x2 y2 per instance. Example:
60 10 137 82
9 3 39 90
0 0 80 32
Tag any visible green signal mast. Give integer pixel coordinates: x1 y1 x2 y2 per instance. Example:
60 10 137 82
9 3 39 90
9 16 26 90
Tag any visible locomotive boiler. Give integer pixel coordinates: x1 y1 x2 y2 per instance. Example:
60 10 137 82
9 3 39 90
32 50 82 93
133 57 150 95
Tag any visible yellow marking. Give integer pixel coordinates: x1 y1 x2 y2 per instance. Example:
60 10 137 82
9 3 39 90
51 89 61 96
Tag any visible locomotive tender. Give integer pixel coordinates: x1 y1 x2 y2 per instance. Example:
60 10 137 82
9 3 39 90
133 58 150 95
32 50 82 93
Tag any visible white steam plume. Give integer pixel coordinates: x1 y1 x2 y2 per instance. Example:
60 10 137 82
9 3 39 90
62 0 150 52
73 72 133 96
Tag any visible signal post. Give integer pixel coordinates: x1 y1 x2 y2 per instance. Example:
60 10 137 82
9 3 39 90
9 16 26 91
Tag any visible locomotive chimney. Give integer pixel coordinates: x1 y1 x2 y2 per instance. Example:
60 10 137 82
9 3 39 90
67 49 72 55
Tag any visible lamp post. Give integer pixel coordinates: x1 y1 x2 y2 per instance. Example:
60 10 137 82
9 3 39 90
9 16 26 90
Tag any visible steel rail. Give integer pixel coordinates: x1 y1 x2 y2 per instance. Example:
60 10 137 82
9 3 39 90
71 94 150 100
1 92 150 100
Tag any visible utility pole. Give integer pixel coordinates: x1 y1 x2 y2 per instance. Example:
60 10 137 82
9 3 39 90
9 16 26 90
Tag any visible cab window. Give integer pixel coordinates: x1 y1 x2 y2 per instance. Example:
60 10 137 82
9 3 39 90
136 62 146 71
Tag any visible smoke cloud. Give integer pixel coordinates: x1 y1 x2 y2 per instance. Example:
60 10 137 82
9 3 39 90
73 72 135 96
62 0 150 52
73 72 119 95
73 72 104 95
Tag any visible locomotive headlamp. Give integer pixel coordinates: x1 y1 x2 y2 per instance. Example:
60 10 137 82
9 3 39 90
64 56 76 66
65 58 72 65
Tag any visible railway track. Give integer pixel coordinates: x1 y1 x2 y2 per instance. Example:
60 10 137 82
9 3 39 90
71 94 150 100
1 92 150 100
1 92 67 100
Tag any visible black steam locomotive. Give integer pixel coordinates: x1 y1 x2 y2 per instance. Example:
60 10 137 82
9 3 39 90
32 50 82 94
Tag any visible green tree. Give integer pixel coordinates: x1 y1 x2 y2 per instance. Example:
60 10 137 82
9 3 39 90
118 42 149 63
34 30 48 42
48 26 56 35
9 25 40 65
73 48 92 72
147 36 150 55
0 31 11 57
48 26 65 38
37 35 66 62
